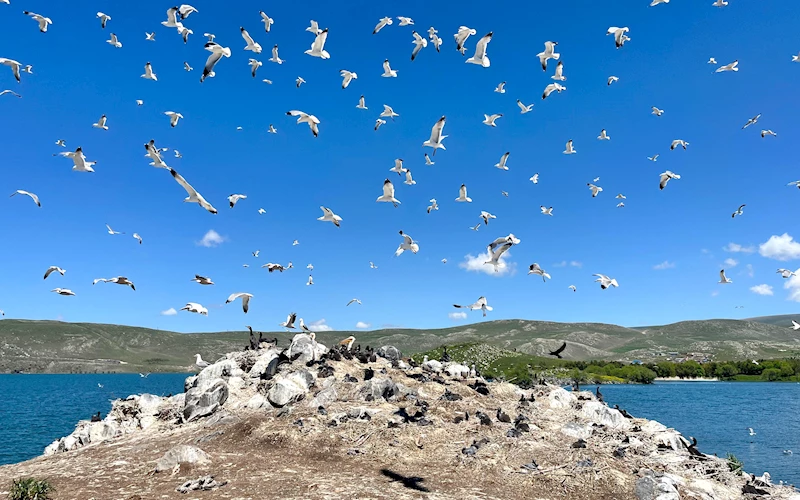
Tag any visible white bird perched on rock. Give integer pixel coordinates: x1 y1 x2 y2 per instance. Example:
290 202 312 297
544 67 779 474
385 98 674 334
395 231 419 256
0 58 22 83
10 190 41 207
777 269 797 279
719 269 732 284
715 60 738 72
201 42 232 83
659 170 681 190
240 27 261 53
107 33 122 48
427 198 439 213
145 32 155 41
761 129 777 138
248 59 262 77
286 110 320 137
670 139 689 150
607 27 630 48
483 113 502 127
528 263 551 282
494 81 506 93
373 16 393 34
563 140 576 155
537 41 559 71
480 211 496 225
226 292 253 313
454 26 477 55
423 116 447 155
306 20 322 35
424 153 434 165
381 59 398 77
191 274 213 285
376 179 401 207
23 11 52 32
141 62 157 81
93 276 135 290
105 223 123 235
92 114 108 130
742 113 761 129
594 274 619 289
97 12 111 28
346 298 362 307
164 111 183 127
317 206 342 227
356 95 367 109
543 82 566 100
587 183 603 197
269 45 284 64
598 129 610 140
380 104 399 120
260 11 273 32
374 118 386 131
494 152 510 170
456 184 472 202
517 100 534 114
453 296 492 317
411 31 428 61
168 167 218 214
466 32 492 67
607 76 619 86
43 266 66 280
552 61 566 81
305 28 330 59
182 303 208 315
51 288 75 296
652 106 664 116
732 204 746 218
228 194 246 208
58 146 96 173
280 313 297 329
340 69 357 88
404 170 416 186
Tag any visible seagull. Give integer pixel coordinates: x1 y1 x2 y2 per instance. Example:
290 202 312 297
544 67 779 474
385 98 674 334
483 113 502 127
594 274 619 289
466 32 492 67
712 0 728 7
97 12 111 28
777 269 797 279
454 26 477 55
356 95 367 109
226 293 253 313
424 153 434 165
55 139 66 147
228 194 247 208
761 129 777 138
411 31 428 61
470 223 480 231
453 296 493 317
659 171 681 190
145 32 155 41
307 275 314 286
178 26 193 44
240 27 262 53
136 99 143 105
598 129 610 140
389 159 406 175
305 28 330 59
427 198 439 213
429 30 442 52
295 76 306 88
423 116 447 155
563 140 576 154
269 44 284 64
259 11 273 32
651 107 665 117
144 139 168 169
280 313 297 329
788 181 800 189
10 190 40 207
377 179 401 206
528 263 551 282
346 298 362 307
93 276 135 290
543 82 566 100
748 428 756 436
43 266 66 280
57 147 96 173
306 263 312 270
732 204 746 218
716 60 739 73
793 53 800 63
0 90 21 98
607 27 630 48
397 16 414 26
442 258 447 264
286 110 320 137
51 288 75 296
381 59 398 77
537 41 560 71
374 118 386 131
396 231 419 256
373 16 393 34
268 125 277 134
249 59 262 78
552 61 566 81
650 0 670 6
258 208 267 215
178 4 198 19
105 224 124 235
792 320 800 330
530 174 540 184
299 318 312 333
494 152 510 170
380 104 399 121
708 57 717 64
648 154 659 161
616 194 626 200
569 285 577 292
292 240 299 246
252 250 260 258
164 111 183 127
306 20 322 35
494 81 506 93
370 262 378 269
480 211 496 225
340 69 357 88
670 140 689 150
742 114 762 129
106 33 122 48
317 206 342 227
168 167 218 214
263 262 288 273
139 373 149 378
456 184 472 202
23 11 52 32
587 183 603 197
141 62 157 81
133 233 142 244
484 241 512 272
0 59 22 83
200 42 232 83
161 6 182 28
404 170 416 186
719 269 733 284
91 115 109 130
182 303 208 315
607 76 619 86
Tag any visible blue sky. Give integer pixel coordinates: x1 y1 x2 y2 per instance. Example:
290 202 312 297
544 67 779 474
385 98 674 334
2 1 800 333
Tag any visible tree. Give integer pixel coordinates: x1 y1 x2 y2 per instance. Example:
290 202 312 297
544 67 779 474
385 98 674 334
675 360 705 379
714 363 739 380
761 368 782 381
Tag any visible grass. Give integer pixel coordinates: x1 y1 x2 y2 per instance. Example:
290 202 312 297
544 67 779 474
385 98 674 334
8 478 54 500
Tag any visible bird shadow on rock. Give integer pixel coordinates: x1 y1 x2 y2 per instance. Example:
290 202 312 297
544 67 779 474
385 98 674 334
380 468 430 493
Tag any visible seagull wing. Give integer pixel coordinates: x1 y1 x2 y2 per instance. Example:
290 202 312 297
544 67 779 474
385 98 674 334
202 50 224 81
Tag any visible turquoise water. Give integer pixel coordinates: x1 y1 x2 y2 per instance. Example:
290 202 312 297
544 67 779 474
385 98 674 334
0 376 797 487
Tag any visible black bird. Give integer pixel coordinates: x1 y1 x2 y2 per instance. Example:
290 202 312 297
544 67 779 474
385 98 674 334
595 386 604 402
475 411 492 426
440 346 451 363
90 411 101 422
380 469 430 493
496 408 511 423
548 342 567 359
364 368 375 380
686 436 703 457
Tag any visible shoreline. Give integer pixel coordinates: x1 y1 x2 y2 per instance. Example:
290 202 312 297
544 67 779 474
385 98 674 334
655 377 720 382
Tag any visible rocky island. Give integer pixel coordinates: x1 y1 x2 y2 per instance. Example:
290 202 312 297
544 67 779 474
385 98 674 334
0 334 796 499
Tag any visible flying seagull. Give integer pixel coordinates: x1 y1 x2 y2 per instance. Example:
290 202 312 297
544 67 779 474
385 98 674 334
648 154 659 162
427 198 439 213
607 27 630 48
549 342 567 359
356 95 367 109
791 320 800 330
182 303 208 315
10 190 40 207
563 140 576 154
248 59 262 77
51 288 75 296
528 263 551 282
305 28 330 59
465 32 492 67
57 146 96 172
569 285 577 292
0 90 21 98
719 269 732 284
742 114 762 129
397 16 414 26
715 60 738 72
537 41 559 71
228 194 247 208
517 100 534 114
317 206 342 227
411 31 428 61
552 61 566 81
659 170 681 190
598 129 610 140
374 118 386 131
97 12 111 28
92 114 108 130
340 69 357 88
453 296 492 317
494 81 506 93
373 16 393 34
105 224 124 235
107 33 122 48
670 139 689 150
588 183 603 197
376 179 401 207
530 174 539 184
226 292 253 313
380 104 399 120
168 167 218 214
145 32 155 41
732 204 746 218
456 184 472 202
132 233 142 244
483 114 502 127
286 110 320 137
494 152 510 170
423 116 447 155
395 230 419 256
295 76 306 88
201 42 232 83
260 11 274 32
306 20 322 35
141 62 157 81
594 274 619 289
270 45 284 64
425 153 434 165
541 206 553 216
0 59 22 83
240 27 262 53
346 298 362 307
43 266 66 280
164 111 183 127
761 129 777 138
777 269 797 279
454 26 477 54
381 59 398 77
23 11 52 32
404 169 416 186
484 240 512 272
542 82 566 100
480 211 496 225
93 276 135 290
280 313 297 329
652 107 664 116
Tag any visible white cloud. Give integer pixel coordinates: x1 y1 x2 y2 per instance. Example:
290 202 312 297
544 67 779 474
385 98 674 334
197 229 226 248
724 258 739 268
459 249 515 276
783 270 800 302
160 308 177 316
724 243 756 254
448 312 468 320
653 261 675 270
569 261 582 268
355 321 371 329
307 319 332 332
710 290 719 297
759 233 800 261
750 284 774 296
553 261 567 267
746 264 754 278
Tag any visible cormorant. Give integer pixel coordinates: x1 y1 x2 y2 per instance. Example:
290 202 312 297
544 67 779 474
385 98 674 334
548 342 567 359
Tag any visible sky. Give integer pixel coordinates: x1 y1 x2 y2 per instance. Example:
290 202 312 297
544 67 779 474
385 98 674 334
1 1 800 333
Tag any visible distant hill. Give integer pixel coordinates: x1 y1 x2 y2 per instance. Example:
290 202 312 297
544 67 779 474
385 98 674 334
0 317 798 373
744 314 799 328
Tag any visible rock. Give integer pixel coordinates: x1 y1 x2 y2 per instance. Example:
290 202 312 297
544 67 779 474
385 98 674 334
635 472 680 500
445 363 470 378
359 377 399 401
227 376 245 390
43 440 60 456
561 422 592 440
183 378 229 422
267 370 314 407
287 334 328 363
246 394 267 409
580 401 631 430
548 387 576 409
376 345 402 361
176 475 228 494
88 422 118 443
248 348 280 379
155 445 210 473
196 359 238 385
309 386 338 408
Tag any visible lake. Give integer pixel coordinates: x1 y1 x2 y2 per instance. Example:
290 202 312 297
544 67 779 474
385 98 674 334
0 376 797 487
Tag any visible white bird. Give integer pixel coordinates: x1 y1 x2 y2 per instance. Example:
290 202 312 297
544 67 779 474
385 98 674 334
466 32 492 67
454 296 493 317
454 26 477 55
761 129 777 138
374 118 387 131
708 57 717 64
20 64 32 74
389 159 406 176
659 170 681 190
164 111 183 127
480 211 496 225
339 69 358 89
280 313 297 329
10 189 40 207
168 167 218 214
228 194 246 208
542 82 566 100
92 114 108 130
295 76 306 88
97 12 111 28
607 27 631 49
587 183 603 197
747 427 756 436
286 110 320 137
370 262 378 269
494 152 510 170
541 206 554 216
648 154 659 162
530 174 539 184
411 31 428 61
569 285 577 292
617 202 625 208
381 59 398 77
404 169 416 186
136 99 143 106
470 223 481 231
528 263 551 282
226 292 253 313
424 153 434 165
732 204 746 218
139 373 149 378
306 263 313 270
719 269 733 284
395 231 419 256
0 58 22 83
652 106 664 116
182 303 208 316
43 266 66 280
537 41 560 71
670 139 689 150
248 59 262 78
178 4 198 19
791 320 800 330
240 27 262 53
594 274 619 289
397 16 414 26
201 42 232 83
788 180 800 189
317 206 342 227
268 44 284 65
484 241 512 273
306 20 322 35
494 82 506 93
514 100 534 115
563 140 576 155
346 298 362 307
712 0 728 7
58 146 96 173
777 269 797 279
298 318 312 334
144 139 168 169
715 60 739 73
105 224 124 235
306 275 314 286
106 33 122 48
456 184 472 202
598 129 610 140
0 90 21 97
423 116 447 155
427 198 439 213
178 26 193 44
381 104 399 120
133 233 142 244
259 11 273 32
193 353 210 369
292 240 299 246
650 0 669 6
552 61 566 81
141 62 157 81
145 32 155 41
252 250 260 258
429 31 442 52
51 288 75 296
55 139 66 147
483 113 502 127
305 28 330 59
376 179 401 206
607 76 619 86
356 95 367 109
23 11 52 32
742 113 762 129
793 53 800 63
373 16 393 34
268 125 277 134
92 276 135 290
161 6 182 28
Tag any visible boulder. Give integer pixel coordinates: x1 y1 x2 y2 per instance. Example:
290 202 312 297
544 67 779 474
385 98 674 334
561 422 592 440
88 422 118 443
266 370 314 407
359 377 399 401
248 348 280 378
635 474 679 500
548 387 576 409
580 402 631 430
137 394 163 416
309 385 338 408
287 334 328 363
183 378 229 422
246 394 267 410
195 359 238 385
376 345 402 362
154 444 210 473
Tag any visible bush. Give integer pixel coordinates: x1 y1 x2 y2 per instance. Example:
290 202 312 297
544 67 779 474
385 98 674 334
8 478 55 500
761 368 782 381
726 453 744 476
